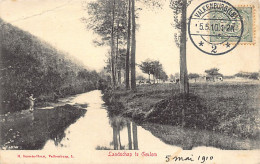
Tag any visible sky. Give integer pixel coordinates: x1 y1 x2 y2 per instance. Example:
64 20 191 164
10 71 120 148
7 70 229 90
0 0 259 76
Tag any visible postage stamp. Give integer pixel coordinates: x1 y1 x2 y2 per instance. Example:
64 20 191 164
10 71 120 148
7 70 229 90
210 5 256 45
188 0 244 55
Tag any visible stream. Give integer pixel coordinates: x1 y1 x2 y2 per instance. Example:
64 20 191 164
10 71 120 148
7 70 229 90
42 90 179 151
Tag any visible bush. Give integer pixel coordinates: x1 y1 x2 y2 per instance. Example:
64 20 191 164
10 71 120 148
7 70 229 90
146 93 218 130
249 73 259 80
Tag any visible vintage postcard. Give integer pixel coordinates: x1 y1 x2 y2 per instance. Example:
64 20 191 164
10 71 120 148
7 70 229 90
0 0 259 163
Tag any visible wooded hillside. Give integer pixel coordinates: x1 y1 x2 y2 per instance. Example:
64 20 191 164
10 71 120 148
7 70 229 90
0 18 100 114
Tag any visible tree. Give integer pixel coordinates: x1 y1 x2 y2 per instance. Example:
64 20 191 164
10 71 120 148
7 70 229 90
111 0 116 88
82 0 128 89
160 71 168 81
84 0 164 90
115 0 128 86
151 61 162 77
170 0 194 95
249 72 259 80
139 60 153 82
0 19 101 114
139 59 160 82
170 0 194 128
136 75 145 81
205 68 221 75
235 72 259 80
152 60 163 83
156 70 168 82
205 68 222 81
129 0 164 90
132 122 138 150
130 0 137 91
117 49 126 84
188 73 200 82
125 0 131 90
139 59 167 83
127 0 163 90
179 0 188 94
127 121 132 150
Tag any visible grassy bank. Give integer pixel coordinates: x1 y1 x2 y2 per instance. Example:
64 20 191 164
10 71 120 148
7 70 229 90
141 123 259 150
0 104 86 150
103 82 260 148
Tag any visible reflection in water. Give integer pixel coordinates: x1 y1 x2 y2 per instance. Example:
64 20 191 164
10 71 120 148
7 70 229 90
132 123 138 150
127 122 132 150
43 90 179 151
53 131 65 147
108 117 138 150
110 116 125 150
12 90 251 150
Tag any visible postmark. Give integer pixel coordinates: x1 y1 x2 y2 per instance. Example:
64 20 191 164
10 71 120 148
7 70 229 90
188 0 244 55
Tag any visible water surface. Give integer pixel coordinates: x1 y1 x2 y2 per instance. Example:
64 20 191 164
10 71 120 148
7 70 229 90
43 90 179 151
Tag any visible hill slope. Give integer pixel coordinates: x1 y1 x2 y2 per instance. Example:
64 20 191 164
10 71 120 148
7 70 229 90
0 18 100 114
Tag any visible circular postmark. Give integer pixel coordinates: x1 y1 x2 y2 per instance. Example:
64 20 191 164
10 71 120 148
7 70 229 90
188 0 244 55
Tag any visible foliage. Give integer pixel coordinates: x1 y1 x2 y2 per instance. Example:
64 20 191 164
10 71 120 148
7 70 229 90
147 93 218 130
138 59 153 80
188 73 200 82
205 68 222 76
235 72 259 80
82 0 128 47
136 75 145 81
0 19 101 114
157 70 168 81
170 0 194 47
249 72 259 79
83 0 166 89
138 59 168 82
188 73 199 79
139 0 166 9
82 0 130 88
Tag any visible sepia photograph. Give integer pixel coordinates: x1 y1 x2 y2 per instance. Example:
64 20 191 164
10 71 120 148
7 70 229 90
0 0 259 163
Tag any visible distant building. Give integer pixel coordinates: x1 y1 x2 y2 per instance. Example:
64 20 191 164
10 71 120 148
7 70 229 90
205 75 223 82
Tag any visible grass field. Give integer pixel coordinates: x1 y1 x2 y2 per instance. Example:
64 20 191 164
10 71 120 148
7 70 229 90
103 80 260 149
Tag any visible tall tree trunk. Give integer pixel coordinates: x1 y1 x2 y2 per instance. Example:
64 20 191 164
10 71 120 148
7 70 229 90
132 122 138 150
130 0 136 91
113 125 118 150
111 0 116 89
127 122 132 150
118 69 121 84
125 0 131 90
179 0 189 128
118 127 122 149
180 0 188 95
115 20 120 86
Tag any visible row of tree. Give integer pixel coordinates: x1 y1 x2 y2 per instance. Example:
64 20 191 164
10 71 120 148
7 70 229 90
235 72 259 80
138 59 168 82
83 0 164 90
169 68 222 82
170 68 259 82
